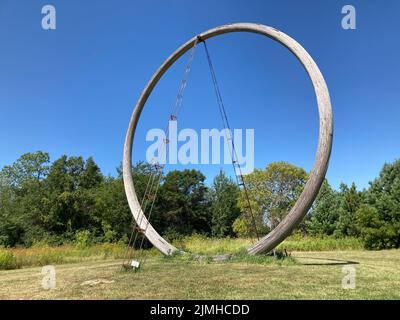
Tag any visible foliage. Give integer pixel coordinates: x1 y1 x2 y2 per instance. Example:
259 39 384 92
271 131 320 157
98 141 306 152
355 160 400 249
0 248 19 270
305 180 362 237
277 235 362 251
334 182 362 237
234 162 307 237
1 151 400 251
175 234 362 255
306 180 341 236
307 159 400 249
0 243 128 270
74 230 92 249
208 170 241 237
0 152 104 246
158 169 211 238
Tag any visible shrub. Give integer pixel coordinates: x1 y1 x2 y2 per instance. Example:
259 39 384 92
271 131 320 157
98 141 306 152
0 248 19 270
101 222 118 243
354 204 400 249
232 217 269 238
74 230 92 249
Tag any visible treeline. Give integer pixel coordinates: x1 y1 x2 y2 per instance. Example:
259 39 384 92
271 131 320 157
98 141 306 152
306 165 400 249
0 151 230 247
0 151 399 250
237 160 400 250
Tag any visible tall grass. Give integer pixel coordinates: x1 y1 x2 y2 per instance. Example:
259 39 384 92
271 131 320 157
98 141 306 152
0 243 127 270
175 234 363 255
173 235 252 255
0 248 19 270
278 235 363 251
0 236 363 271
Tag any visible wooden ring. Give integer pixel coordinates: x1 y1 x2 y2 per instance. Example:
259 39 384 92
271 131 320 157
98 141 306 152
123 23 333 255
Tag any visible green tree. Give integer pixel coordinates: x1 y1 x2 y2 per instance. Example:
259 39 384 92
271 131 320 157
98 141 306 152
42 155 104 238
46 155 85 193
208 170 241 237
234 162 307 237
0 152 51 246
334 182 362 237
0 151 50 190
355 204 386 249
93 162 158 242
80 157 103 189
357 160 400 249
306 180 341 236
158 169 211 239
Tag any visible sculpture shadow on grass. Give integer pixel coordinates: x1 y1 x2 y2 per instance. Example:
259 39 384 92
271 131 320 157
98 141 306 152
295 257 359 266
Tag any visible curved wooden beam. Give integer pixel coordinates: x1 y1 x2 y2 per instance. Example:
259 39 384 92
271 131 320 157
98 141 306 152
123 23 333 255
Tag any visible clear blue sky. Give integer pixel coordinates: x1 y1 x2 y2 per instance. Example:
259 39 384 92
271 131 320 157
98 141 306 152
0 0 399 190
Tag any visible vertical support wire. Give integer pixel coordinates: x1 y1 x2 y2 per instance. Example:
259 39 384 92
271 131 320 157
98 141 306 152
202 41 260 241
123 38 200 269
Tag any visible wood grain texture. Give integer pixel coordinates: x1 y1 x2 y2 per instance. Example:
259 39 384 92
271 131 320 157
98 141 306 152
122 23 333 255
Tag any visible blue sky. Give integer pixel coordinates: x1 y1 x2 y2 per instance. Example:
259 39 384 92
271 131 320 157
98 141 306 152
0 0 399 190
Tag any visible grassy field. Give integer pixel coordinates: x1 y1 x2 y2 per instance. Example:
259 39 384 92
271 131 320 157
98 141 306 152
0 237 399 299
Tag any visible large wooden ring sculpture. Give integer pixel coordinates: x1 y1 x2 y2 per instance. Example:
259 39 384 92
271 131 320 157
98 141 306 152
123 23 333 255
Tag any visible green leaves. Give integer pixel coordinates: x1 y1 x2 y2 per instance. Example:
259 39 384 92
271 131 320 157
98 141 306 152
356 160 400 249
234 162 307 237
0 151 50 190
1 151 399 251
308 159 400 249
0 152 105 246
209 170 240 237
158 169 211 237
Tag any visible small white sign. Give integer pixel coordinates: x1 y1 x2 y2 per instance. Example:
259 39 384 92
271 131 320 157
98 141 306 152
130 260 140 269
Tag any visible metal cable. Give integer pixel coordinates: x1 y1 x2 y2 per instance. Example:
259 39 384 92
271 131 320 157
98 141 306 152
202 41 260 241
123 38 200 269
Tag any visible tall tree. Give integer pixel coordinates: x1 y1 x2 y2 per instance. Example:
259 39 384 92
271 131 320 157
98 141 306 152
357 160 400 249
335 182 362 237
94 162 160 241
208 170 241 237
80 157 103 189
0 151 50 190
233 162 307 237
41 155 102 238
158 169 211 238
306 180 341 236
0 152 51 246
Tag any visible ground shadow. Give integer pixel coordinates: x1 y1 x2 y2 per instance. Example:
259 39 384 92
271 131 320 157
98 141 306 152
294 256 359 266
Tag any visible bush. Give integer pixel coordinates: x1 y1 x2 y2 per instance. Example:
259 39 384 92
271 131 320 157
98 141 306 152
232 217 269 238
355 204 400 249
74 230 92 249
0 248 19 270
102 222 118 243
232 218 249 238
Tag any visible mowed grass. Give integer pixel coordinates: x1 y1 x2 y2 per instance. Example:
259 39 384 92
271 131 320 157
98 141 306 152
0 237 398 299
